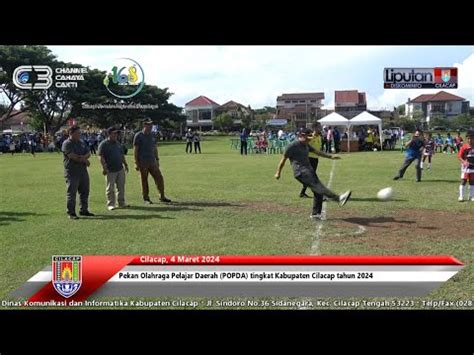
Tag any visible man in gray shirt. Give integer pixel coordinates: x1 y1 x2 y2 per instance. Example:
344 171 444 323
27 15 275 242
275 128 351 220
98 127 130 210
62 125 94 219
133 119 171 204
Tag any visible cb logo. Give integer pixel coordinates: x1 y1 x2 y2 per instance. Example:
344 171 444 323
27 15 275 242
13 65 53 89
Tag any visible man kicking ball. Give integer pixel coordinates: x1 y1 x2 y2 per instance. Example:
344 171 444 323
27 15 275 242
274 128 352 220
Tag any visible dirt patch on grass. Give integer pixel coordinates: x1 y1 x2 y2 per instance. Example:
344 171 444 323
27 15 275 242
237 201 473 248
325 208 474 248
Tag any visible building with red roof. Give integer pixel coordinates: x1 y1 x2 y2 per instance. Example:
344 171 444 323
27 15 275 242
184 96 221 130
405 91 469 124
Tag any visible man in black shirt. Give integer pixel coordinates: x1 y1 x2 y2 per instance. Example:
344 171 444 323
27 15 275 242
133 119 171 204
61 126 95 219
275 128 352 220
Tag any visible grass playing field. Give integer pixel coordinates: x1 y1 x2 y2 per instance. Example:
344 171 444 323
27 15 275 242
0 136 473 308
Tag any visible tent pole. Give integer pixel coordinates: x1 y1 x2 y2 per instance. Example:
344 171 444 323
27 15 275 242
347 125 350 152
379 123 383 151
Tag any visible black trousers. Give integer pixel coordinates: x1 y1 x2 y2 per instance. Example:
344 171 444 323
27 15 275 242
186 142 193 153
295 169 339 215
240 141 247 155
300 158 319 195
397 156 422 181
194 142 201 153
65 171 90 215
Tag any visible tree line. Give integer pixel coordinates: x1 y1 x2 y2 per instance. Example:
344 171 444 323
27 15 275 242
0 45 185 133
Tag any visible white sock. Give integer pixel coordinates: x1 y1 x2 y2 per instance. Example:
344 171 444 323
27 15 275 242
459 185 465 199
470 185 474 198
420 162 424 169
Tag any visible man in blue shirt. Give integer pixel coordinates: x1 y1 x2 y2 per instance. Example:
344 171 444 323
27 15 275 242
393 129 425 182
240 128 248 155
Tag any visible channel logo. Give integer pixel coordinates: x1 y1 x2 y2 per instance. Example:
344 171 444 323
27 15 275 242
13 65 53 89
384 67 458 89
103 58 145 99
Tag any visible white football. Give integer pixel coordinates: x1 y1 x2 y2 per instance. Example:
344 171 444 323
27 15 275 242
377 187 394 200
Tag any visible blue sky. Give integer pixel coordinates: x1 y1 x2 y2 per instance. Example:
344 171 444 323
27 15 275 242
9 46 474 109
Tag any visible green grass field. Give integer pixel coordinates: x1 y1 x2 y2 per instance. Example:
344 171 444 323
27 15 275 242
0 136 473 309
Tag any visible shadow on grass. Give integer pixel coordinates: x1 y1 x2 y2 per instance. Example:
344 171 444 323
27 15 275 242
336 216 417 228
0 211 48 226
170 201 242 207
127 205 201 212
350 197 408 202
91 214 175 221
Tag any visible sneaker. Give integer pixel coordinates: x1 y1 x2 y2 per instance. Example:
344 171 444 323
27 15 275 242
118 204 130 208
160 197 172 203
310 214 324 220
470 197 474 202
68 214 79 220
339 190 352 207
107 206 116 211
393 175 401 180
144 198 154 205
458 197 464 202
300 193 311 198
79 211 95 216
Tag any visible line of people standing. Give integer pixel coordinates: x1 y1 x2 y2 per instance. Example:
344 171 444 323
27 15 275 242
185 129 202 154
61 119 172 220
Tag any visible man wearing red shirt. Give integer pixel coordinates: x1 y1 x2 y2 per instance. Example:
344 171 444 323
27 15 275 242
457 130 474 202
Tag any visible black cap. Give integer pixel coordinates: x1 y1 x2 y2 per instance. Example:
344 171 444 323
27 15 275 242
298 128 313 136
107 127 119 135
143 118 153 125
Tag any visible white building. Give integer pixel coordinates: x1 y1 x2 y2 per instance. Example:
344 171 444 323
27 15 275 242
185 96 220 131
405 91 469 124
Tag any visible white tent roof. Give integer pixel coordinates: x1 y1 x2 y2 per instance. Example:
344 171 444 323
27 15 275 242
349 111 382 125
318 112 350 126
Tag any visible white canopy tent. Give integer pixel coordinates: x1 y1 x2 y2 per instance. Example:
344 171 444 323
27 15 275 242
318 112 350 127
349 111 383 151
318 112 351 151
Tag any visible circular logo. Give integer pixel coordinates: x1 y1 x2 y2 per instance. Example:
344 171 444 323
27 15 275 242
18 71 30 84
103 58 145 99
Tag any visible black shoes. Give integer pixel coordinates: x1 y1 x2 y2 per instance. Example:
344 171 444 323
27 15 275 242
145 197 171 204
300 193 311 198
144 198 154 205
79 211 95 217
393 175 401 180
68 214 79 220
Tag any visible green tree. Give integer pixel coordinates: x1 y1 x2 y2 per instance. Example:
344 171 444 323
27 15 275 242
213 113 234 132
452 114 474 130
0 45 56 129
397 104 405 116
238 106 253 129
429 113 449 129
